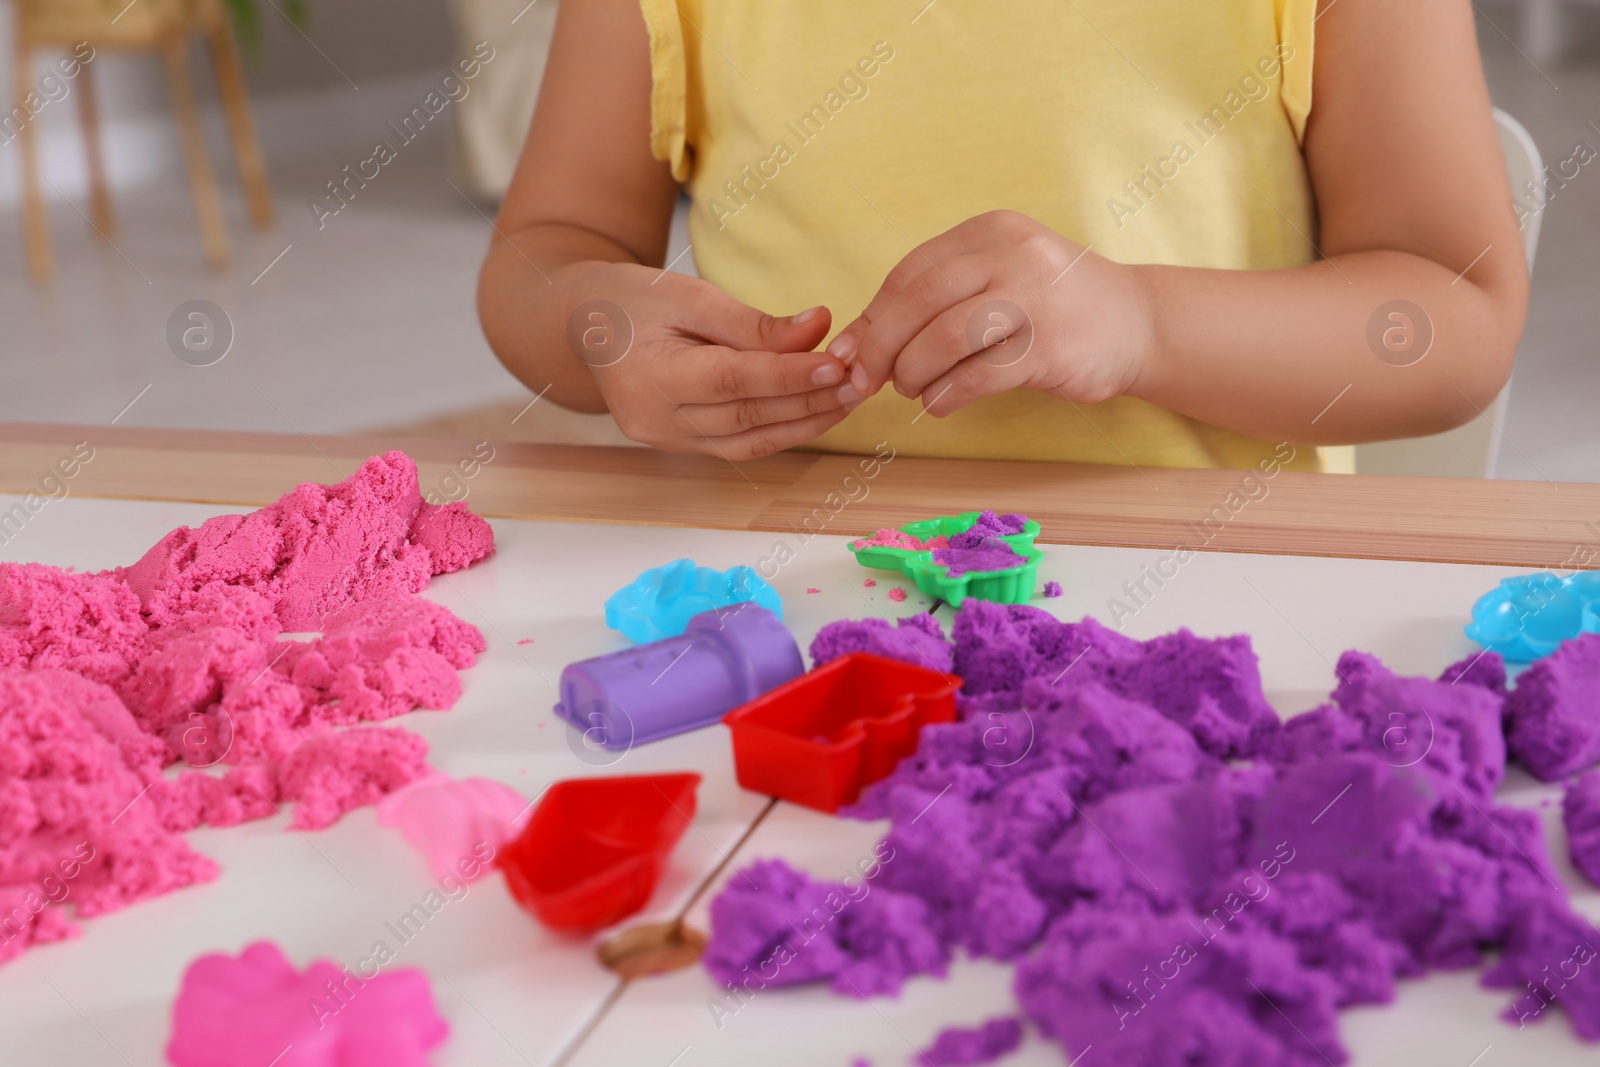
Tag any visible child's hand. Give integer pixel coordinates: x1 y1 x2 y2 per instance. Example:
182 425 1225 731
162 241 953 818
573 263 859 458
826 211 1154 418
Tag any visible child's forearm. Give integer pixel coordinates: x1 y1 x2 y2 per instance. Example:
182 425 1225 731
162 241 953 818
1128 247 1528 445
477 223 636 414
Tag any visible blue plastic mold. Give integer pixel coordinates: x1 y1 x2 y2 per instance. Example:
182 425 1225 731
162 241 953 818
1465 571 1600 662
604 559 783 644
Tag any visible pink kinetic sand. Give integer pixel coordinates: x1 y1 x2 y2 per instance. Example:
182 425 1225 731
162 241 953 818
0 453 493 965
167 940 448 1067
121 451 490 632
707 602 1600 1064
0 670 216 964
887 587 907 603
852 530 950 552
1565 770 1600 887
376 772 531 881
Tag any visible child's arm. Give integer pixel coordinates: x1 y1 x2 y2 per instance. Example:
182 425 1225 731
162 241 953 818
477 0 854 458
831 0 1529 447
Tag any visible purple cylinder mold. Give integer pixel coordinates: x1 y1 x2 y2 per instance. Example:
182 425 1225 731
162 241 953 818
555 603 804 749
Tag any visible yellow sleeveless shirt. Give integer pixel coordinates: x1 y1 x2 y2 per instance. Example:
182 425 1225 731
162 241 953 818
639 0 1321 471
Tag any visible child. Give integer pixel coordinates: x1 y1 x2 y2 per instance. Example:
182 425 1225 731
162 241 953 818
477 0 1527 471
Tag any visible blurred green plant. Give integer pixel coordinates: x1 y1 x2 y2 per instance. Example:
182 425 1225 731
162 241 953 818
222 0 310 58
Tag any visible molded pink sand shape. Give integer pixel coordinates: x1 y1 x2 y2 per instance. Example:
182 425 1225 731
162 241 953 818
376 773 532 881
167 940 448 1067
0 453 494 967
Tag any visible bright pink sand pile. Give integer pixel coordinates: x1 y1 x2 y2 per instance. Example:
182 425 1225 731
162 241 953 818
167 940 448 1067
0 452 493 965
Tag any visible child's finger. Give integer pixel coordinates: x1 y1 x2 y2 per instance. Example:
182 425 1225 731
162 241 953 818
676 346 847 404
677 382 862 436
693 403 861 462
686 286 834 355
857 212 1001 310
891 291 1031 399
834 254 992 395
831 212 1016 368
914 350 1021 420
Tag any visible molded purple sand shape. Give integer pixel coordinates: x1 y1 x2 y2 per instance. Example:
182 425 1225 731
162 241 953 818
555 603 803 749
933 511 1032 577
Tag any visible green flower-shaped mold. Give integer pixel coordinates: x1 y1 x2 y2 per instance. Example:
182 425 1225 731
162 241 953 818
848 511 1043 607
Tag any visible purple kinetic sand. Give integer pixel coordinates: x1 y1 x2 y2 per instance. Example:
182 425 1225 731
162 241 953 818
1272 650 1506 801
704 602 1600 1066
810 613 953 674
933 545 1028 577
1481 894 1600 1038
950 604 1279 759
917 1017 1024 1066
1438 649 1508 695
703 857 947 998
1505 632 1600 781
1042 581 1062 598
949 511 1029 549
1565 770 1600 887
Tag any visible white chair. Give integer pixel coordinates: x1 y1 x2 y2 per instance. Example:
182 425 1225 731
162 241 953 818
1351 108 1543 479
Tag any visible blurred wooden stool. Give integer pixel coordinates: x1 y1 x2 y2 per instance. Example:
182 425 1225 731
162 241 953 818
12 0 274 279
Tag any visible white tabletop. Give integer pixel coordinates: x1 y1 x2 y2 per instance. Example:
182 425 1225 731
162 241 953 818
0 494 1593 1067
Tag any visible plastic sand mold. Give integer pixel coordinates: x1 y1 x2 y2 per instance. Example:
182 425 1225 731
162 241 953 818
498 773 700 931
556 604 804 749
605 559 783 644
849 511 1043 606
724 653 961 813
1466 571 1600 662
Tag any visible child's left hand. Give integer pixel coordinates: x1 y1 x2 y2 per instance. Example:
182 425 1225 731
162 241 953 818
827 210 1154 417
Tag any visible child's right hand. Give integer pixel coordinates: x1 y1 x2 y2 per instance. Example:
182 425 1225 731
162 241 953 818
570 263 861 459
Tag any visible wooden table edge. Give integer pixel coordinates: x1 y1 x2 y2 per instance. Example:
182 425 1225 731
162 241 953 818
1 422 1595 570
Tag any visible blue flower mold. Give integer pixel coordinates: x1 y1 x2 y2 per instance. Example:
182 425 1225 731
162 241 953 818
1465 570 1600 662
605 559 783 644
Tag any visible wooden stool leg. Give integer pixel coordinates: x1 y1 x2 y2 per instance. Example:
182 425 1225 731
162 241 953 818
75 60 116 238
160 34 230 269
206 17 273 228
13 38 53 280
